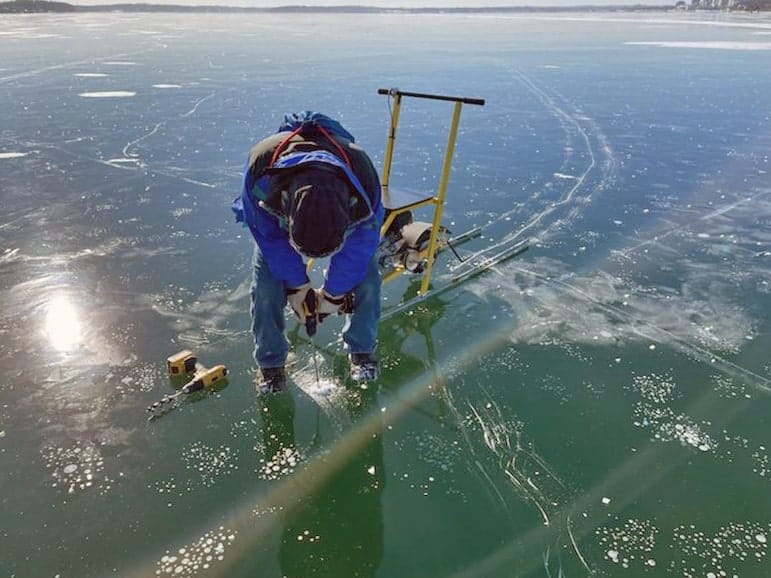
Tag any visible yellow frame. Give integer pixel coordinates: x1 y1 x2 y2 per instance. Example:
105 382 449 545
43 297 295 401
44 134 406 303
378 88 484 294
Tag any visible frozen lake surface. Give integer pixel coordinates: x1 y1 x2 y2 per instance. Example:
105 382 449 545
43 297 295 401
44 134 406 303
1 10 770 578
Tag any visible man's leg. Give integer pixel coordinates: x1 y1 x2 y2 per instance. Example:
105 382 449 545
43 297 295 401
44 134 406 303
251 246 289 390
342 254 381 380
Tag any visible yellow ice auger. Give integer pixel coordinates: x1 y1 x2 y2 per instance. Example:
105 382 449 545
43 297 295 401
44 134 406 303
376 88 485 294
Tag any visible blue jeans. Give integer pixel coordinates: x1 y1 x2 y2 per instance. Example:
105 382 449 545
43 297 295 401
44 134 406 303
250 246 381 369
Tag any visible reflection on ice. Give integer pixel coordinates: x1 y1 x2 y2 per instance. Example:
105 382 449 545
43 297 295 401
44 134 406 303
78 91 136 98
44 295 82 352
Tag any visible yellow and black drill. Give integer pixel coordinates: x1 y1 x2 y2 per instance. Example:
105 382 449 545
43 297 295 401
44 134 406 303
147 350 227 415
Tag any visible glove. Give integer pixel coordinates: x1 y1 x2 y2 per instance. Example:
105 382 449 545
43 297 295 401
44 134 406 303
286 282 314 322
316 290 353 323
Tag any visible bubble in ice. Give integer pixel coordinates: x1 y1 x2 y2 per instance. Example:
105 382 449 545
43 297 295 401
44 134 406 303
392 432 462 498
711 373 749 400
115 362 164 394
559 341 592 363
751 447 769 479
670 521 771 578
293 528 321 543
250 503 281 520
181 442 238 487
595 518 659 571
411 432 459 475
229 417 261 443
476 347 529 378
155 526 236 576
629 372 678 405
634 401 717 452
151 285 197 315
720 433 770 481
538 373 571 404
583 379 606 397
150 477 192 500
170 206 194 219
629 372 717 451
258 445 302 481
42 441 112 496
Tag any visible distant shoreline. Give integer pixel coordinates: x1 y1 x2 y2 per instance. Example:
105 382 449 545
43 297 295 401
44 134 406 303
2 0 770 13
0 1 699 15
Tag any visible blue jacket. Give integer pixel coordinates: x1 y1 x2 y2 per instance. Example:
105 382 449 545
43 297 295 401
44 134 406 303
233 120 383 296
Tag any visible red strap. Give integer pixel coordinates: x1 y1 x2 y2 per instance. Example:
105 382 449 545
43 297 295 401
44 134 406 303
315 124 353 168
270 125 304 167
269 122 353 169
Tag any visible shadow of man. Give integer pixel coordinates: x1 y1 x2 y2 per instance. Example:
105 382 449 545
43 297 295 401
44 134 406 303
258 383 384 577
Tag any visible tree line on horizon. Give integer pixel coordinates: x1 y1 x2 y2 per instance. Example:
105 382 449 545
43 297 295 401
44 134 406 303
1 0 769 13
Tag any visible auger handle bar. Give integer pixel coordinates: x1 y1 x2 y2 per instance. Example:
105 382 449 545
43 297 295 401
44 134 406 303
377 88 485 106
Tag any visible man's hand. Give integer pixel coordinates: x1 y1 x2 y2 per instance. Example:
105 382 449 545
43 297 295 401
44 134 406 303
316 290 353 323
286 282 314 322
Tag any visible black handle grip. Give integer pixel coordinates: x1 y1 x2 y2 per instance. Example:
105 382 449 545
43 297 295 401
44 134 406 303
377 88 485 106
304 290 317 337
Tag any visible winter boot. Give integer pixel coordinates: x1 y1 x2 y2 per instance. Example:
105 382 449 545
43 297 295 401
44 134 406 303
257 366 286 394
349 353 379 383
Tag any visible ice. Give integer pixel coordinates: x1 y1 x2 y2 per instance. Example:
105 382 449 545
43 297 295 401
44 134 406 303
596 518 658 571
310 379 339 397
79 91 136 98
182 442 238 487
155 530 235 578
626 41 771 51
258 445 302 481
671 520 771 576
